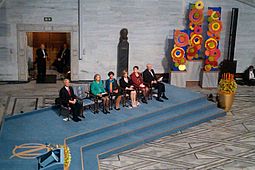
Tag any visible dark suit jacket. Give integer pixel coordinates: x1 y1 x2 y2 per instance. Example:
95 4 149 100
36 48 48 65
244 68 255 82
59 86 77 107
58 48 70 66
143 69 156 84
119 77 132 89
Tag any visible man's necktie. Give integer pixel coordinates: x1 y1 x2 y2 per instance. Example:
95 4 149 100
67 88 71 96
110 82 113 93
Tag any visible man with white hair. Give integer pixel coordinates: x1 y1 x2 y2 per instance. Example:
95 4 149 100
143 64 168 102
59 79 84 122
36 44 48 81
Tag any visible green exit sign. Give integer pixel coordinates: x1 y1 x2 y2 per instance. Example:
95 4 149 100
44 17 52 22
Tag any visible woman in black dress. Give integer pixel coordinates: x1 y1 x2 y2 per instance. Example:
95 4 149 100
119 70 138 107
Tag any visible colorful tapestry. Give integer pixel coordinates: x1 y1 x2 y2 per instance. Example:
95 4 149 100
171 30 189 71
187 0 204 61
204 7 222 71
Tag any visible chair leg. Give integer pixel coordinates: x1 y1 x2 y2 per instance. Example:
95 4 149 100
93 99 98 114
109 95 113 110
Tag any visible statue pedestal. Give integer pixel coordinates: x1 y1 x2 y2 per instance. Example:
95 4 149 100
200 71 219 88
169 71 187 88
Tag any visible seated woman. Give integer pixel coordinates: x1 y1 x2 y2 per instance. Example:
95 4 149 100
130 66 149 104
105 71 122 110
244 65 255 86
90 74 110 114
119 70 139 108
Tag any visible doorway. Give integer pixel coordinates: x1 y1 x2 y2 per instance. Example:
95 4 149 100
17 24 79 81
27 32 71 80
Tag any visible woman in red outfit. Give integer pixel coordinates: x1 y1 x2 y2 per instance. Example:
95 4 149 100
130 66 149 103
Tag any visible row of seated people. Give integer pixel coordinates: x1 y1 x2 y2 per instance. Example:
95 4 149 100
58 64 168 122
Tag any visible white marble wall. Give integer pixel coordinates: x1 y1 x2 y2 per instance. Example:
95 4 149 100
0 0 254 81
78 0 185 80
0 0 78 81
78 0 255 80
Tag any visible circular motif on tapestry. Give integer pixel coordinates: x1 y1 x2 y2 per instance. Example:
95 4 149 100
194 25 203 34
187 46 198 56
190 34 203 46
187 55 194 60
179 57 187 64
209 20 222 34
211 11 220 20
204 64 212 72
189 23 195 30
205 38 218 50
195 1 204 10
174 31 189 47
178 64 186 71
171 47 185 61
189 9 204 25
209 49 221 59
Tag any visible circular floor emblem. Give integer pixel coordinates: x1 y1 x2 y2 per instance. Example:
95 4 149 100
11 143 51 159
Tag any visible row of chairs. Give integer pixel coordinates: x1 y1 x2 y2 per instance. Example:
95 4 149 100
55 81 157 119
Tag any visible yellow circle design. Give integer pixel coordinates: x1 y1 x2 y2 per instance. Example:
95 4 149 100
178 64 186 71
195 1 204 10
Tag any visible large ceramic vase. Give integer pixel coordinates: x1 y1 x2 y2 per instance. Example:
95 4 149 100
218 91 235 112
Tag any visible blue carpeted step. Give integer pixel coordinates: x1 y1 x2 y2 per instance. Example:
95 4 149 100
67 97 210 169
81 107 225 170
0 159 38 170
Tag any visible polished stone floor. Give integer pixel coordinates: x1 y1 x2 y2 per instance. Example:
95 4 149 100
0 81 254 170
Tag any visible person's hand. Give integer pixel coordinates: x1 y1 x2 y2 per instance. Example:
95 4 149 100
154 80 157 84
130 85 134 88
58 58 61 61
114 89 118 93
98 94 102 97
140 84 145 88
73 99 77 103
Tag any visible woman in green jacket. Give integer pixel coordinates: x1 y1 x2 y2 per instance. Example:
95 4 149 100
91 74 110 113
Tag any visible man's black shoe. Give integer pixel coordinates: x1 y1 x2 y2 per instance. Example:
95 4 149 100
79 115 85 118
156 98 164 102
73 117 81 122
162 96 168 100
114 107 120 111
142 99 148 104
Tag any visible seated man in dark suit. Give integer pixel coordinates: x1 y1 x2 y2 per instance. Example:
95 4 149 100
59 79 84 122
143 64 168 102
244 65 255 86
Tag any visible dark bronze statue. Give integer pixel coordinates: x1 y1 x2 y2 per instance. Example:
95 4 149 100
117 28 129 77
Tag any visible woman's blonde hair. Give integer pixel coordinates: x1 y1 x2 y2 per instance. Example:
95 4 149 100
122 70 128 77
94 74 101 80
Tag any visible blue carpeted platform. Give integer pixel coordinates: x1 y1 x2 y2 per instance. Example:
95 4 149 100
0 84 226 170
